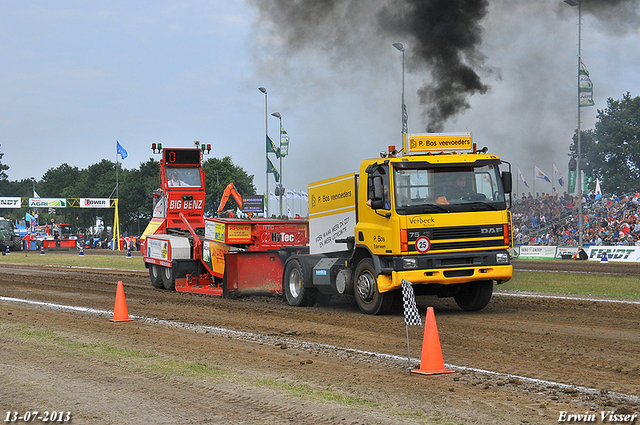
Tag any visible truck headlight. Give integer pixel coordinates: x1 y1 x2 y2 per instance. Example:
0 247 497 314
403 258 418 269
496 253 509 264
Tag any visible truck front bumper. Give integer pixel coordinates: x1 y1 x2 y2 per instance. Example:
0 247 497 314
376 251 513 293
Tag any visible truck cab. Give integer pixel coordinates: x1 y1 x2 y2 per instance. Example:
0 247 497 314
141 144 210 289
284 133 513 315
353 140 512 313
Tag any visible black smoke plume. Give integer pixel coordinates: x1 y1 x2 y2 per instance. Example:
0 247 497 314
378 0 489 132
253 0 640 132
252 0 491 133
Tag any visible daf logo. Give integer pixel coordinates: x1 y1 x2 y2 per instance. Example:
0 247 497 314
481 227 503 235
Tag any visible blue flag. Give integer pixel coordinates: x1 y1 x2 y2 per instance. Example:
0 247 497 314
117 141 128 160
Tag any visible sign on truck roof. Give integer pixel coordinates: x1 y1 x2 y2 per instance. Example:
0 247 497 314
405 133 473 155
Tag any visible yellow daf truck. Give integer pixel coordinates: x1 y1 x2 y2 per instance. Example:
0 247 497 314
282 133 513 314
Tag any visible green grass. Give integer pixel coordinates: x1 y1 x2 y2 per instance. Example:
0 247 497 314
0 251 146 270
0 323 223 378
500 270 640 300
255 378 377 407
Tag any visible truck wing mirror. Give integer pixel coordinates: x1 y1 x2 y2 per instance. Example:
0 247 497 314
369 175 386 209
501 171 512 194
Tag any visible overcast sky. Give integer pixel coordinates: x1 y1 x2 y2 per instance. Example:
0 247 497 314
1 1 639 200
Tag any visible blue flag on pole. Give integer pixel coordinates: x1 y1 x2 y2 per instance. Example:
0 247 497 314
117 141 128 160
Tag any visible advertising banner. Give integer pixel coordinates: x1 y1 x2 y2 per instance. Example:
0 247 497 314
405 133 472 154
308 173 356 255
242 196 264 214
513 245 640 262
29 198 67 208
585 246 640 262
517 245 557 260
80 198 110 208
0 197 21 208
555 246 579 259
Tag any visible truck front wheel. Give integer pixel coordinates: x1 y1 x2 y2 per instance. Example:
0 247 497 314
354 259 394 315
283 259 317 307
453 280 493 311
149 264 164 289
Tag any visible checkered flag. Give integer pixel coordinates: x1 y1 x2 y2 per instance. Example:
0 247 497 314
401 279 422 327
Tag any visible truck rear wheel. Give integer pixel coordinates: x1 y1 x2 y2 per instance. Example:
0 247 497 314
354 258 394 315
149 264 164 289
162 266 175 290
453 280 493 311
283 258 317 307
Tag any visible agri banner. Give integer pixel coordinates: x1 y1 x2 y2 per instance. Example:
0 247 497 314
585 246 640 262
29 198 67 208
556 246 580 259
0 197 22 208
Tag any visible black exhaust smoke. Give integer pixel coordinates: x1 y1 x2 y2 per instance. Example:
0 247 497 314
252 0 640 132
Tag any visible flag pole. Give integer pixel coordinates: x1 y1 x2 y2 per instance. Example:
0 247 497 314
405 324 412 372
113 141 119 251
532 165 535 198
401 279 423 372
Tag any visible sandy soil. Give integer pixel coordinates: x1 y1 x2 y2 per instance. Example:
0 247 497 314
0 259 639 424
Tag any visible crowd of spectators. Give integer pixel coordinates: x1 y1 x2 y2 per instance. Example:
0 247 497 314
511 190 640 247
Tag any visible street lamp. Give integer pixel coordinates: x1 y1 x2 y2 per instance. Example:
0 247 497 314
258 86 269 217
271 111 284 217
565 0 583 246
392 42 407 146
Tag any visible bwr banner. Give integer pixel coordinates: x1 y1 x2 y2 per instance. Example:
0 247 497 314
80 198 110 208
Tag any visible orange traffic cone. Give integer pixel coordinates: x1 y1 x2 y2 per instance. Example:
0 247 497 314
411 307 454 376
110 281 134 322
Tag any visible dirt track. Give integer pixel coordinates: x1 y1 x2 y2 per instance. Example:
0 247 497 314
1 259 639 424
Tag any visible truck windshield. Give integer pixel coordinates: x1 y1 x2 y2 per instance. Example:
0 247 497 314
166 167 202 188
393 162 506 214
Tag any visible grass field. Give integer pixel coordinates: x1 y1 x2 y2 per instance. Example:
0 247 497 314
500 270 640 300
2 252 639 300
0 250 146 271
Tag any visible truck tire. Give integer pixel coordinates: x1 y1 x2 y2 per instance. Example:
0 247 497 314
12 236 22 251
453 280 493 311
283 258 317 307
354 258 394 315
149 264 164 289
161 266 175 290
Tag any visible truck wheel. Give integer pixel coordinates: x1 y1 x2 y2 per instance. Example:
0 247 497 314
453 280 493 311
354 258 394 315
149 264 164 289
12 236 22 251
161 266 175 290
283 259 317 307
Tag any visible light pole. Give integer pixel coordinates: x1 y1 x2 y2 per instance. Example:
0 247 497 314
271 111 284 217
392 42 407 146
30 177 36 197
258 86 269 217
565 0 583 246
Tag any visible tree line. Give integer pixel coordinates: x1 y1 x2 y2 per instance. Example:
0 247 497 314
0 155 256 237
570 92 640 196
